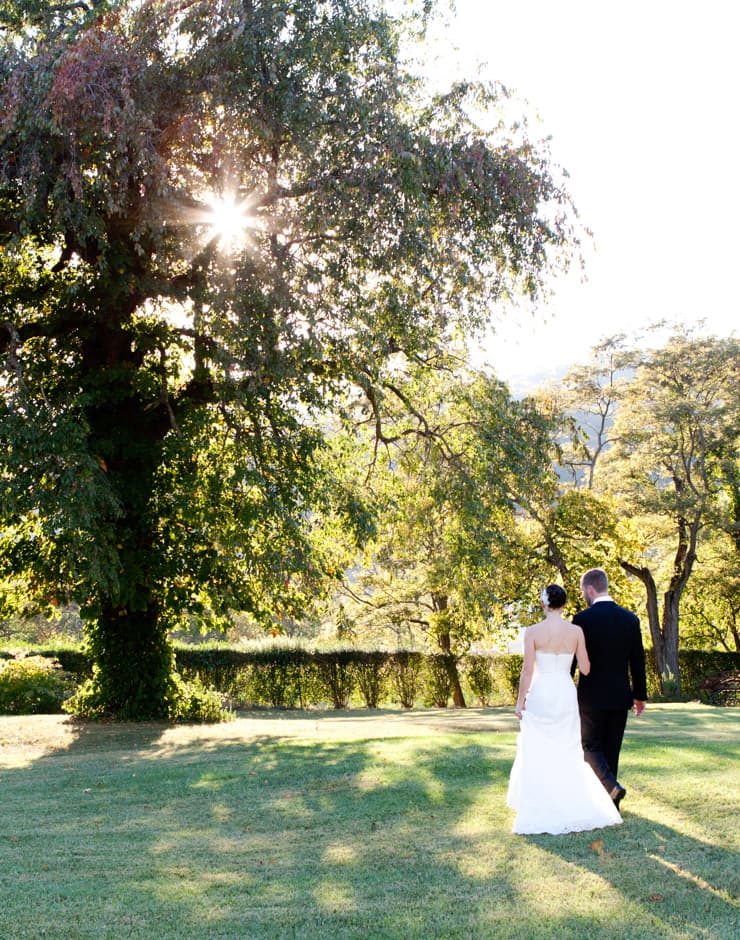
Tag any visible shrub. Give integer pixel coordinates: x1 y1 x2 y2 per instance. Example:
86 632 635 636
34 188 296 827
313 651 356 709
389 651 424 709
244 647 310 708
0 655 77 714
169 674 233 723
62 676 107 718
491 654 522 705
465 655 495 706
65 669 231 722
353 652 390 708
174 646 245 693
423 654 453 707
678 649 740 698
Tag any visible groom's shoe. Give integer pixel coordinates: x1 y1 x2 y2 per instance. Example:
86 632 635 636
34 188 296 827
610 784 626 809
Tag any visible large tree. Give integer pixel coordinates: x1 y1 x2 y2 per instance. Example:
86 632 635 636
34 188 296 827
602 330 739 691
0 0 574 716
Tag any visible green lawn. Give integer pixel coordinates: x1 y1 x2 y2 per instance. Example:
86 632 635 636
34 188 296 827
0 704 737 939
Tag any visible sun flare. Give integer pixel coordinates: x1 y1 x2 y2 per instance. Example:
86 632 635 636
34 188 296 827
203 192 252 251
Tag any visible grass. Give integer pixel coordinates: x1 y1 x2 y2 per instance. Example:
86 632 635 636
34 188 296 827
0 704 737 940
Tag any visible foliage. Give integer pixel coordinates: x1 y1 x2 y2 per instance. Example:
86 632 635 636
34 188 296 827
0 0 574 717
491 652 523 703
312 650 357 709
387 650 425 708
63 664 231 721
676 649 740 700
463 654 495 705
352 650 390 708
323 363 560 708
601 328 740 690
546 334 630 489
680 533 740 653
168 673 232 723
0 654 77 714
5 642 739 711
419 653 450 707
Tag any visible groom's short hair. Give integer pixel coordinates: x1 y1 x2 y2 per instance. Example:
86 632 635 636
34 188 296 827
581 568 609 594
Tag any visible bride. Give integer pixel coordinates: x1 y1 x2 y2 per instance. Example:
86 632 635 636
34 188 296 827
507 584 623 835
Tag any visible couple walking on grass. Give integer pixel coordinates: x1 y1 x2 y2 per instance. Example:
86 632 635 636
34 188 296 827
507 567 648 835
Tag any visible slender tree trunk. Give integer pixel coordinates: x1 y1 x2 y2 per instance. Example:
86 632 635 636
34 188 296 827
621 513 700 694
432 593 466 707
659 591 681 692
619 560 663 682
438 632 467 708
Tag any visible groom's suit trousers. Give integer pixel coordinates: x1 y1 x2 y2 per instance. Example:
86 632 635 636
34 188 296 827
579 705 629 792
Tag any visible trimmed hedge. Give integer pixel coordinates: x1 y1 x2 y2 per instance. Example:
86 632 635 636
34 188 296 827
2 645 739 711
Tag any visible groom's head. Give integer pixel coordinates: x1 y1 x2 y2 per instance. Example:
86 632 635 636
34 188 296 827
581 568 609 606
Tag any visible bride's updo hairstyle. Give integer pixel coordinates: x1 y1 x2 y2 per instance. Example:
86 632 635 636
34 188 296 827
541 584 567 610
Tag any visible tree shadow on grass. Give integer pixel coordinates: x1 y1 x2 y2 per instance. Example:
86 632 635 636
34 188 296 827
524 811 739 940
0 722 517 938
0 710 737 939
520 710 740 940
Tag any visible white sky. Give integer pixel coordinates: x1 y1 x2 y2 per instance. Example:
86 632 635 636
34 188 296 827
420 0 739 391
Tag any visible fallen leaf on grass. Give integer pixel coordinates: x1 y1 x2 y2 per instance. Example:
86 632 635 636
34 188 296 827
590 839 606 859
649 894 664 902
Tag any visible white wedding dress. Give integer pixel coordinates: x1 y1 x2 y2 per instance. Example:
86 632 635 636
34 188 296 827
507 650 623 835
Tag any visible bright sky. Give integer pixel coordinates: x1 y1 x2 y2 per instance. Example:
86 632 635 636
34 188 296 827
421 0 739 391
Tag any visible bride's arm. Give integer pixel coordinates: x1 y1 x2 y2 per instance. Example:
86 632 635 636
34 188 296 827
574 626 590 676
515 628 536 718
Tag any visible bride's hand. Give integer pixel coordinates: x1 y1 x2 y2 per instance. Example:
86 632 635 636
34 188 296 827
515 705 524 719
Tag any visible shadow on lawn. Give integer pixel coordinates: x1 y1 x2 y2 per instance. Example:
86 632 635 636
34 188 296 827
1 711 738 939
528 812 740 939
1 721 523 938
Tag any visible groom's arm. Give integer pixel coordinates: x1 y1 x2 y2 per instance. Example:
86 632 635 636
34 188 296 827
628 616 648 706
570 610 586 677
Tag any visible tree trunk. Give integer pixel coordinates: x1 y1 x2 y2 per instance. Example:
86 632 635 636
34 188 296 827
87 602 176 719
442 646 467 708
621 512 700 695
619 560 664 682
432 594 466 708
659 590 681 692
80 325 177 718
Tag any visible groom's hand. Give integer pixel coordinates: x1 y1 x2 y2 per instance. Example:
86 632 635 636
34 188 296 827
632 699 646 717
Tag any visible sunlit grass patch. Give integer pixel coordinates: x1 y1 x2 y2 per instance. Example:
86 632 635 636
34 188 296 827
0 704 737 939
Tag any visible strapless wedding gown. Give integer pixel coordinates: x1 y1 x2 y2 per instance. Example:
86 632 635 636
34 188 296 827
507 651 622 835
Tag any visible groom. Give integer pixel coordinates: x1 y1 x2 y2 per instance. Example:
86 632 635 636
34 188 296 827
573 568 647 809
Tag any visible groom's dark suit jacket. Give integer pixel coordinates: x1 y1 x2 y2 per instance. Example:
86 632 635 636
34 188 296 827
573 600 647 710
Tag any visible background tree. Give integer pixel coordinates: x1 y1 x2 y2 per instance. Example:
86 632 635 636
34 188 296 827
546 335 630 489
680 534 740 652
602 329 739 691
0 0 574 716
328 362 560 705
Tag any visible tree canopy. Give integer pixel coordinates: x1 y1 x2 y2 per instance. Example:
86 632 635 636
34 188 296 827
602 329 739 688
0 0 574 716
